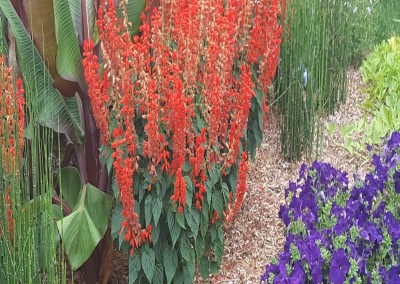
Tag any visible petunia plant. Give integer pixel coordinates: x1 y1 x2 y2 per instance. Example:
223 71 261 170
261 132 400 284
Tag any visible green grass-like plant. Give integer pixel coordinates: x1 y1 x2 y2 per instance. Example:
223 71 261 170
0 62 66 283
274 0 351 160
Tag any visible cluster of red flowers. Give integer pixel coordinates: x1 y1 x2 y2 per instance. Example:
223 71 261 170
83 0 282 253
0 56 25 240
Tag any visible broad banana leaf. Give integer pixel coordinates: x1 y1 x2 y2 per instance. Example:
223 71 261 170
67 0 96 46
125 0 146 35
0 0 83 143
21 0 79 98
54 0 86 89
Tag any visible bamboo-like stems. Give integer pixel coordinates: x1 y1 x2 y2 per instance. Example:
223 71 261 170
275 0 351 160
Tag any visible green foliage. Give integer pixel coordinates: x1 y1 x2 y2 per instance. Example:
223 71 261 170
361 37 400 108
348 0 400 66
333 37 400 158
0 0 84 144
57 180 113 270
275 0 351 160
0 71 64 282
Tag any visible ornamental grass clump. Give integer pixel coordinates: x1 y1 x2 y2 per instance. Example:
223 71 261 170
261 132 400 283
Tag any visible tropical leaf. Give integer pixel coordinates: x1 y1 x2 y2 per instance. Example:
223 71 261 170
21 0 79 97
0 0 84 143
67 0 96 45
54 0 85 87
57 184 113 270
60 166 82 209
125 0 146 35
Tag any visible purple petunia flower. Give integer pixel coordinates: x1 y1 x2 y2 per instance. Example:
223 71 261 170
329 249 351 284
388 265 400 283
289 261 306 284
394 171 400 194
388 132 400 150
372 154 388 184
384 212 400 242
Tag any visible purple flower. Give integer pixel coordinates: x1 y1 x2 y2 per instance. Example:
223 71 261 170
388 265 400 283
329 249 351 284
299 240 322 283
373 201 386 219
372 154 388 184
394 171 400 194
289 261 306 284
363 222 382 244
384 212 400 242
388 132 400 150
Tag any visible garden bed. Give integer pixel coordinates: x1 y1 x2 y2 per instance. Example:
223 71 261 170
67 68 368 283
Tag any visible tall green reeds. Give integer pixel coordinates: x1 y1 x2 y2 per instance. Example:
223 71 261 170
0 64 65 283
275 0 351 160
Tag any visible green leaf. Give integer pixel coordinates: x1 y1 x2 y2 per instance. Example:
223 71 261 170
199 256 210 281
209 166 220 186
180 234 194 262
176 210 186 229
163 245 178 284
214 235 224 265
111 202 123 241
185 176 193 209
0 0 83 143
129 252 141 284
212 190 223 217
214 231 224 265
52 204 63 221
152 197 163 227
210 261 220 274
221 183 230 205
191 210 200 240
182 160 192 172
153 262 164 284
195 235 205 261
183 263 195 284
173 271 184 284
56 184 113 269
59 166 82 209
84 184 113 237
142 247 156 282
125 0 146 36
145 194 153 225
167 209 181 247
57 206 100 270
67 0 96 45
54 0 84 86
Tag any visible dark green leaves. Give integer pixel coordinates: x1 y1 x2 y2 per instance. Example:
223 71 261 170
59 166 81 209
163 245 178 284
168 210 181 247
129 252 141 284
142 247 155 282
152 197 163 227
